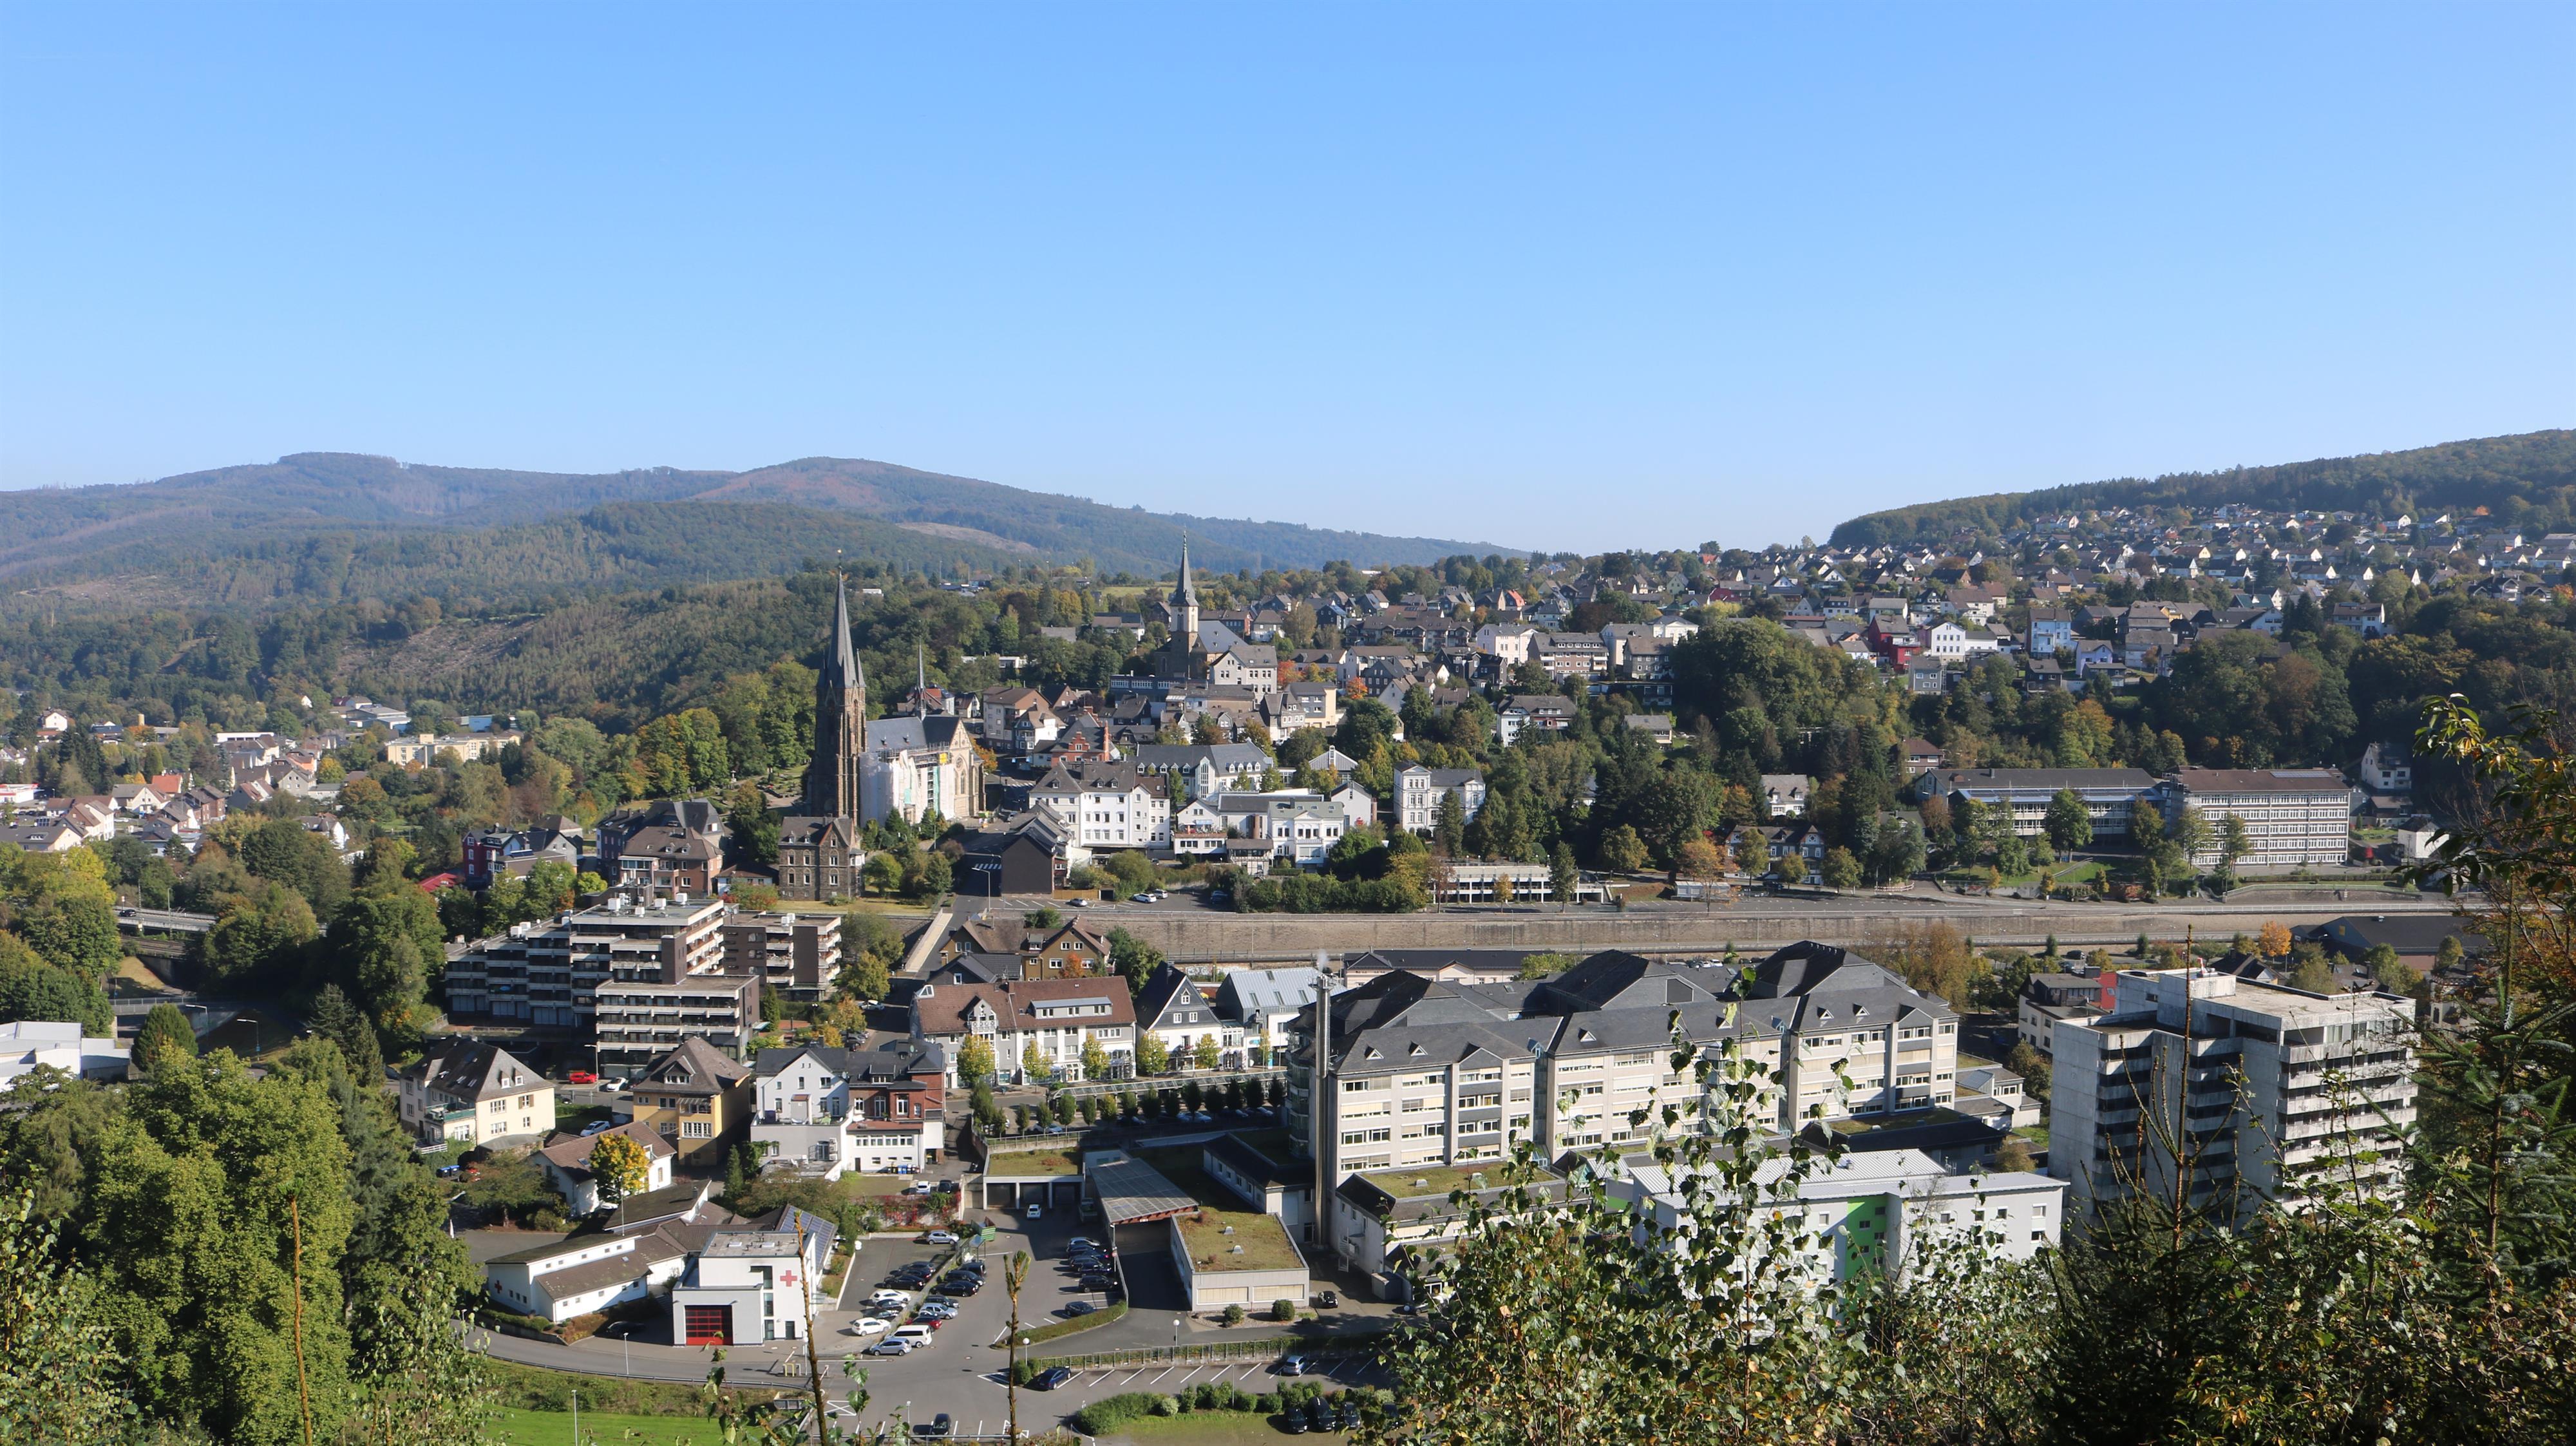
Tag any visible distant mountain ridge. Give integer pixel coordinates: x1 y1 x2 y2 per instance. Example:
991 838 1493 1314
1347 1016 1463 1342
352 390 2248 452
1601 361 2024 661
1830 430 2576 548
0 450 1506 607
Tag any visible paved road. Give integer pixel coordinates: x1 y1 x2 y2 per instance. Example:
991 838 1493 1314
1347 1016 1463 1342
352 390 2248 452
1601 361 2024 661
469 1218 1387 1431
115 905 217 933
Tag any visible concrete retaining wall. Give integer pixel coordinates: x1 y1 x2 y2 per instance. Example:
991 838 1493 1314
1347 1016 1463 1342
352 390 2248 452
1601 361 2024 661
1107 895 2459 964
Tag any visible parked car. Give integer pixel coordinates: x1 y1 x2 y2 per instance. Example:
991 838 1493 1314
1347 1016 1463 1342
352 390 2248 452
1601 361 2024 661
871 1289 910 1304
1043 1123 1067 1136
866 1339 913 1356
567 1070 596 1084
1131 892 1155 902
917 1414 953 1440
597 1079 624 1093
916 1303 955 1320
1281 1407 1309 1434
579 1119 613 1137
922 1230 958 1245
901 1181 935 1195
1024 1203 1043 1220
1320 1289 1340 1308
1031 1365 1075 1391
1064 1300 1095 1317
847 1318 891 1337
1276 1355 1309 1376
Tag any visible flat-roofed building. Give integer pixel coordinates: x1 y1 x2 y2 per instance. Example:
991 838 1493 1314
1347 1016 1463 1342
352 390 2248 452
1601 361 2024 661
721 911 842 1000
2050 968 2416 1222
2156 768 2353 871
1605 1146 2064 1286
1926 767 2157 839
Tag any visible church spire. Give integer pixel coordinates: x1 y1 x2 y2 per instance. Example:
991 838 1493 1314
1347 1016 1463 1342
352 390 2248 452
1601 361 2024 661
804 573 867 821
1171 534 1200 647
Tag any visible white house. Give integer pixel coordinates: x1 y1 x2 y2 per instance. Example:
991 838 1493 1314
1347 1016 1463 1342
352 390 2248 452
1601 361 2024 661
534 1121 677 1216
392 1041 553 1146
1032 759 1173 851
1397 765 1486 834
1135 963 1241 1069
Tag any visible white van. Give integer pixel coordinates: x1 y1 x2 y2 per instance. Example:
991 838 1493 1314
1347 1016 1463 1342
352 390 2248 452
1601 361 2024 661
892 1324 936 1349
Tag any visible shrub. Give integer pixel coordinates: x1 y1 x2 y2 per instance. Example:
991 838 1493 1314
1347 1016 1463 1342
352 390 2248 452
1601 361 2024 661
1149 1394 1178 1416
1253 1393 1277 1414
1222 1302 1246 1326
1272 1298 1297 1322
1069 1393 1171 1432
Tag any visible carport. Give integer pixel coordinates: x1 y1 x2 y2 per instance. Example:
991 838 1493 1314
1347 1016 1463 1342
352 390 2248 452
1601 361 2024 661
1084 1150 1199 1228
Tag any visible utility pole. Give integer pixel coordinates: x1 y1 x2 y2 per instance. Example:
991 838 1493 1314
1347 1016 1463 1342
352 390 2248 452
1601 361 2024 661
1004 1250 1031 1444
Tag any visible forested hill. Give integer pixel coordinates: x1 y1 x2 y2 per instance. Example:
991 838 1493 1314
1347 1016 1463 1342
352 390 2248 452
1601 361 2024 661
1830 430 2576 548
0 450 1502 608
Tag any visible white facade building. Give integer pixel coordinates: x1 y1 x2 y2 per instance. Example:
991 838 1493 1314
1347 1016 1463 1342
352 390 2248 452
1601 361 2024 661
2050 968 2417 1222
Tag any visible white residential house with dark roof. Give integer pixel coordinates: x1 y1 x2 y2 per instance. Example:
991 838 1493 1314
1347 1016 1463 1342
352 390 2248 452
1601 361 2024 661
1213 966 1322 1067
1759 774 1812 818
392 1040 553 1146
535 1121 677 1215
1135 962 1242 1068
1396 765 1486 834
911 977 1137 1086
1030 757 1172 852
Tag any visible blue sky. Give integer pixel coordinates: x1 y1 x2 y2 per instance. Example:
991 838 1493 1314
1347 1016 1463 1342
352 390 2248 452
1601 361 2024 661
1 3 2568 553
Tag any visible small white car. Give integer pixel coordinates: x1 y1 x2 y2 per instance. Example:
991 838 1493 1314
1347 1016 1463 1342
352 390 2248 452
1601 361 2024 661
1025 1203 1045 1221
923 1230 958 1245
846 1317 891 1337
916 1303 955 1320
870 1289 909 1305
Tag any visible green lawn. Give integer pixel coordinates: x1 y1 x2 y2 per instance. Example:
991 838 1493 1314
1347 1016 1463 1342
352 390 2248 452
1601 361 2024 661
1098 1414 1345 1445
494 1407 718 1444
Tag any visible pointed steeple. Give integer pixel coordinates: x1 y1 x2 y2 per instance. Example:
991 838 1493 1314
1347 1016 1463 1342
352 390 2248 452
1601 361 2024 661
1170 533 1200 649
828 575 864 695
804 573 867 821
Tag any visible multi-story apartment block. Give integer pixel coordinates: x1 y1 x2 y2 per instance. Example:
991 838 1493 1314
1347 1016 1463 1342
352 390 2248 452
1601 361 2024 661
2049 968 2416 1222
1292 953 1778 1262
1741 942 1962 1126
445 897 756 1078
2157 768 2353 871
1293 942 1967 1260
1927 767 2158 839
720 911 842 1000
1396 765 1486 834
749 1037 947 1179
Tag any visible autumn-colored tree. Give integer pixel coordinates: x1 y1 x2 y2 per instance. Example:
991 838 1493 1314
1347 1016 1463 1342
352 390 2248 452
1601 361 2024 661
587 1131 650 1210
2259 920 2293 958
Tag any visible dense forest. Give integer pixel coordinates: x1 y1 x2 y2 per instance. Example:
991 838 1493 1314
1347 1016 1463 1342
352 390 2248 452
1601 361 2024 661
0 450 1497 611
1831 429 2576 547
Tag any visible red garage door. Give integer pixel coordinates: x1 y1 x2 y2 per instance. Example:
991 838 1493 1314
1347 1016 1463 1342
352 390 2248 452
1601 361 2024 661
683 1305 732 1346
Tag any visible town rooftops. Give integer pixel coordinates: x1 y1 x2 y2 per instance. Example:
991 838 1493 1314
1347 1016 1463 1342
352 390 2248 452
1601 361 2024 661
2165 768 2350 794
637 1036 750 1095
536 1121 676 1179
1933 767 2157 793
